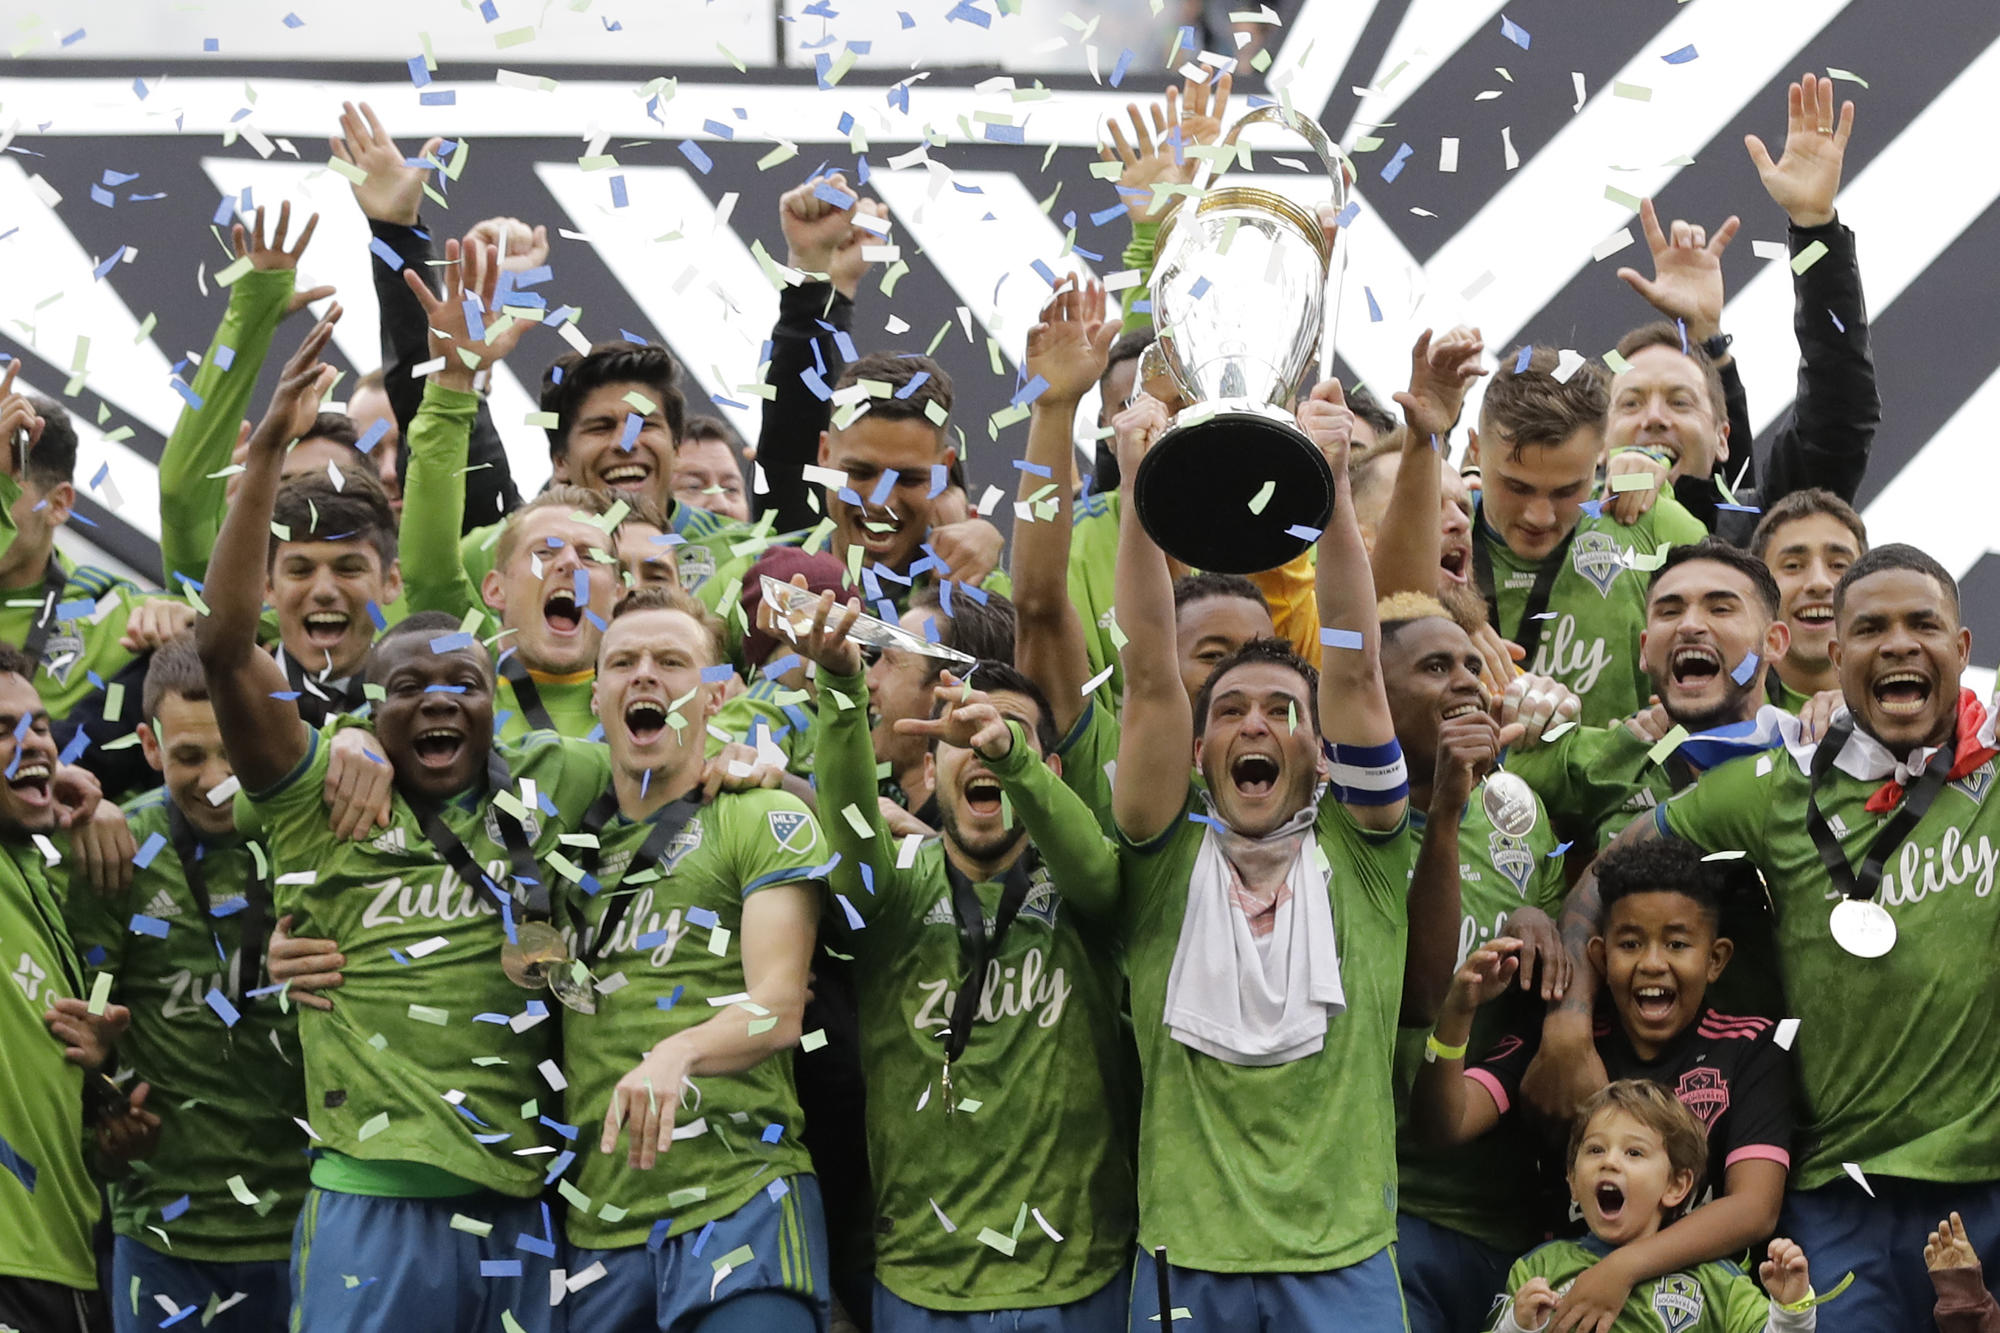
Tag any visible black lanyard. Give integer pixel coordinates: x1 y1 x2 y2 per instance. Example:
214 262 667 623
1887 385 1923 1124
166 803 271 1005
941 850 1036 1065
1804 719 1956 904
22 557 68 665
276 647 367 728
569 786 705 967
498 654 557 735
1472 512 1577 665
408 752 546 922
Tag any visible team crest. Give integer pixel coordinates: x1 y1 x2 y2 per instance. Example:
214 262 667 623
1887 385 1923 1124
1570 530 1626 597
39 626 85 687
660 815 705 871
1677 1067 1731 1130
1488 831 1535 898
1018 863 1060 928
1651 1273 1705 1333
767 809 818 855
1953 760 1994 803
676 545 718 592
483 802 542 847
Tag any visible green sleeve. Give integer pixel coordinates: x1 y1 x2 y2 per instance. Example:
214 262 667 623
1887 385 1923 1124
0 471 20 566
1660 752 1772 859
59 860 129 979
1715 1265 1773 1333
1119 220 1159 335
459 523 502 596
809 667 909 935
157 271 297 590
1650 491 1710 545
984 719 1120 919
401 381 485 620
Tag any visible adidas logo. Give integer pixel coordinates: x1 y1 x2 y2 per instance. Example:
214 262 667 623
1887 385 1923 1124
144 888 182 919
370 827 407 855
922 896 955 928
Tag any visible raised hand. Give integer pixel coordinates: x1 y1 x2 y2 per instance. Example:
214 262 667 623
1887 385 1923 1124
1024 276 1117 406
329 100 443 227
0 359 45 481
758 576 864 677
780 172 886 300
1759 1237 1812 1306
1298 377 1356 472
249 308 343 456
893 676 1015 759
230 201 336 315
1745 72 1854 228
401 239 529 391
1110 393 1170 482
1615 198 1740 343
1925 1212 1980 1272
462 216 550 273
1393 326 1486 444
1445 936 1524 1014
1101 71 1233 223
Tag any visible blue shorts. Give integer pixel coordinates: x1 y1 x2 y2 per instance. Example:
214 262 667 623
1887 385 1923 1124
566 1174 829 1333
873 1268 1128 1331
290 1188 564 1333
1393 1215 1513 1333
1781 1175 2000 1332
1127 1245 1407 1333
112 1235 289 1332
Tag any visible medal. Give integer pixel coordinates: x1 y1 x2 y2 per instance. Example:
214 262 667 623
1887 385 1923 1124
1481 771 1540 839
501 921 573 989
548 957 599 1014
1829 898 1897 958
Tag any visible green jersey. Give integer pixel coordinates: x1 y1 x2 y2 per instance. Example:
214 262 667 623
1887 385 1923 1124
0 841 97 1290
1395 786 1567 1253
1476 496 1703 728
64 793 307 1262
494 667 599 744
1498 1238 1771 1332
238 725 610 1196
1073 793 1412 1273
1509 722 1680 852
814 667 1137 1311
709 677 820 778
1066 490 1124 715
1662 741 2000 1189
561 787 828 1251
1052 698 1119 835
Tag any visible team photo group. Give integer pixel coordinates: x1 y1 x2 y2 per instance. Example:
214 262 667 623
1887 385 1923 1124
3 13 1998 1333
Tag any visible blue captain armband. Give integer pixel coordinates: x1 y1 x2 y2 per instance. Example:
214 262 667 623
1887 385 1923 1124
1324 737 1409 806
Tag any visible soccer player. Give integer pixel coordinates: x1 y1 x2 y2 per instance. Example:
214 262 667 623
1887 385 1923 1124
674 417 752 523
264 469 405 725
1381 594 1569 1333
790 575 1136 1327
1536 543 2000 1326
1748 490 1867 710
561 584 831 1331
65 633 307 1331
197 307 609 1333
1086 377 1455 1330
1464 349 1706 727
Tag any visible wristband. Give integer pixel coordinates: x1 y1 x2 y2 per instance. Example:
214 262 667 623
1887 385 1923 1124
1424 1033 1468 1063
1326 738 1409 806
1776 1269 1854 1313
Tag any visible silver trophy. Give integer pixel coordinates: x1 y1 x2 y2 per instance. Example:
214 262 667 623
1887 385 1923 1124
759 575 978 667
1132 105 1352 574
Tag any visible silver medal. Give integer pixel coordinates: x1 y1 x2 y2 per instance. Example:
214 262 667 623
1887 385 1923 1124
1481 771 1540 839
1829 899 1897 958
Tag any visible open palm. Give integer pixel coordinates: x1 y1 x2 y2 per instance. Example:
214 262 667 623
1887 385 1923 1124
1745 72 1854 227
402 240 529 391
330 100 443 226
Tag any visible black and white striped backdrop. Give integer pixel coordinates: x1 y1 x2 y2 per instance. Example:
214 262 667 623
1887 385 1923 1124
2 0 1993 687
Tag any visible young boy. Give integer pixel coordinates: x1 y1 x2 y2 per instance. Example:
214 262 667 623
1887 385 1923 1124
1493 1080 1816 1331
1414 839 1793 1318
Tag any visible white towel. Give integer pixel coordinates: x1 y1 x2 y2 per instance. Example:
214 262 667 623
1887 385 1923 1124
1162 796 1345 1067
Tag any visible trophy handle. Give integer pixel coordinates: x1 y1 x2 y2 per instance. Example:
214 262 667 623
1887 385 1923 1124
1214 105 1352 385
1139 336 1193 412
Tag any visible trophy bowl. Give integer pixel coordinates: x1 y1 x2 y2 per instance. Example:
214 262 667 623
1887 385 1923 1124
1131 106 1350 575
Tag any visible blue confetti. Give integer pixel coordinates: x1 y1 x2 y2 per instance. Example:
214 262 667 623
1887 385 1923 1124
1364 287 1382 323
835 894 866 930
91 245 127 278
1499 14 1530 48
1380 142 1414 183
281 12 304 27
1730 652 1760 685
204 988 241 1028
1514 345 1533 374
1662 44 1698 64
428 633 475 653
129 914 170 939
679 141 714 174
1285 525 1323 542
368 236 404 270
161 1194 190 1220
1335 200 1360 229
408 55 431 87
480 1260 522 1277
1109 49 1134 87
132 831 167 869
760 1123 784 1144
1549 841 1573 858
656 984 684 1009
1320 626 1364 650
609 175 628 209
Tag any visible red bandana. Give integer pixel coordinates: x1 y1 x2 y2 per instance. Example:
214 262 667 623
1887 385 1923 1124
1865 689 2000 813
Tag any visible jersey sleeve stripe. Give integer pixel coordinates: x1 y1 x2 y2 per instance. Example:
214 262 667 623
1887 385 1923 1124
1467 1067 1511 1116
741 866 825 898
1723 1144 1791 1170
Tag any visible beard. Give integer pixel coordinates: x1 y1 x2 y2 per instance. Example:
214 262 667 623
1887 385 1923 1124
1664 678 1757 735
938 800 1027 866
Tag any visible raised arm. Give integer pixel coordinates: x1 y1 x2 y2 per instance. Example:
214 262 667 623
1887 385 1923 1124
785 588 902 902
158 203 332 590
193 313 339 792
1014 278 1116 736
1372 326 1487 598
1099 73 1230 333
396 240 532 617
1109 397 1194 843
1747 72 1877 508
1409 938 1522 1148
1403 707 1509 1023
1305 379 1405 829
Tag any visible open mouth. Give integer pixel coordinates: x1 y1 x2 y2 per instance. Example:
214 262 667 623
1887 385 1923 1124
1872 670 1932 716
1230 753 1280 798
1594 1181 1626 1221
963 774 1003 817
624 699 668 745
1794 602 1834 630
8 760 51 806
600 461 652 490
857 512 901 553
1670 644 1722 688
1632 984 1677 1024
304 610 351 649
543 588 583 636
412 726 466 769
1440 545 1470 583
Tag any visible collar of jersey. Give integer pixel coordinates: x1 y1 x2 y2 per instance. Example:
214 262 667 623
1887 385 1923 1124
523 665 594 687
